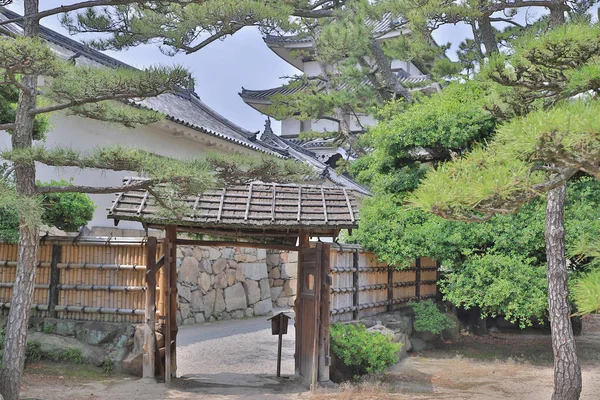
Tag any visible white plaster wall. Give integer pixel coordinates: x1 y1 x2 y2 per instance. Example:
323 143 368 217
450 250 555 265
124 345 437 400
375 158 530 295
0 114 221 230
311 119 338 133
281 118 301 137
303 61 322 77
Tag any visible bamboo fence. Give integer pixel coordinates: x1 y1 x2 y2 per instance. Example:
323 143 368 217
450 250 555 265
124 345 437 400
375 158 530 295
329 244 439 322
0 238 438 325
0 237 162 323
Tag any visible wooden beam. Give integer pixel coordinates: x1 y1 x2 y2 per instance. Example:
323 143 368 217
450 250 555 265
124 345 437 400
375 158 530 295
174 239 299 252
143 237 157 379
164 228 172 383
48 244 61 318
166 225 178 382
318 243 331 383
295 230 309 378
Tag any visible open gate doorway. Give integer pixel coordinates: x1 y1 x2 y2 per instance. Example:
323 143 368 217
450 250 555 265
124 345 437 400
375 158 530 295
108 182 358 389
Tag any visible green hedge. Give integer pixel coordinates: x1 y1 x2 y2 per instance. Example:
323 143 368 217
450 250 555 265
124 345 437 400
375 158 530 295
330 323 401 377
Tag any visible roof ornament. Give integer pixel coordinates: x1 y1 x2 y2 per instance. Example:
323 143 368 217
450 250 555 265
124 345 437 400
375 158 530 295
263 118 276 138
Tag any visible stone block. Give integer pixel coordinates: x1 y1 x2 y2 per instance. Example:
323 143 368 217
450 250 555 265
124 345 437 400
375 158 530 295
266 252 281 266
179 257 199 283
183 317 196 326
177 284 191 303
244 280 261 305
281 262 298 279
283 279 297 296
242 263 268 280
209 247 222 260
195 313 206 324
231 310 244 319
192 247 204 261
412 338 426 352
256 248 267 260
222 248 236 259
212 258 228 275
235 268 245 282
245 254 258 262
287 297 295 307
180 303 191 320
181 247 193 257
204 290 216 314
269 267 281 279
190 289 204 312
287 252 298 263
198 272 211 293
276 297 289 308
199 258 211 273
227 259 239 269
273 279 284 286
214 289 226 314
224 282 247 311
270 286 283 300
55 320 76 336
254 299 273 316
259 278 270 300
269 278 274 286
227 269 237 286
214 272 229 289
244 308 254 317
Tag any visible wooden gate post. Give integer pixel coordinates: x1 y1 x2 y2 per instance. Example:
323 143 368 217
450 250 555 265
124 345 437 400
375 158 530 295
295 230 309 378
318 243 331 383
143 237 157 379
48 244 61 318
352 250 359 320
164 225 178 383
415 258 421 300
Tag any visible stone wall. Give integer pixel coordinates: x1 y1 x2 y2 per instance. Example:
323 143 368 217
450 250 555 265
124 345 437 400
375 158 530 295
266 250 298 308
176 245 273 325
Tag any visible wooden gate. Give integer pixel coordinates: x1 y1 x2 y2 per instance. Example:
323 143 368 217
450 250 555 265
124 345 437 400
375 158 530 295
296 242 330 387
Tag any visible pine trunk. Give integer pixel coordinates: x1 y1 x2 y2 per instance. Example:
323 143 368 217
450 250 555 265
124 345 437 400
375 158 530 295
477 15 498 55
545 185 582 400
0 2 41 399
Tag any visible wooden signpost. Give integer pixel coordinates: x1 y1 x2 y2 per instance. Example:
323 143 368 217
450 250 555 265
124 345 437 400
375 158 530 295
269 312 291 377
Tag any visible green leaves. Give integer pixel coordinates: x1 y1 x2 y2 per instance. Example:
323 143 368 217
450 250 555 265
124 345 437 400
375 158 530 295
409 299 456 334
571 269 600 316
408 100 600 220
330 323 401 376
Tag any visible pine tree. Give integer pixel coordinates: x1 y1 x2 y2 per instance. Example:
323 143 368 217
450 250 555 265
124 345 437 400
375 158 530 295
0 2 313 399
409 23 600 399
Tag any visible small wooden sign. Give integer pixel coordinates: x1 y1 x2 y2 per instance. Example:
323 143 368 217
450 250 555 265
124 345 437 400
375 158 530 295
269 312 291 335
268 312 291 377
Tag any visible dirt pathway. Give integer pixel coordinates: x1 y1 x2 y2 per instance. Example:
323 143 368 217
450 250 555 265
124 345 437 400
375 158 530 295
18 328 600 400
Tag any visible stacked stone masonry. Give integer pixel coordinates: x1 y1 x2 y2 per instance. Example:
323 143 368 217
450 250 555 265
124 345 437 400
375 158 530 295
176 245 274 325
266 250 298 308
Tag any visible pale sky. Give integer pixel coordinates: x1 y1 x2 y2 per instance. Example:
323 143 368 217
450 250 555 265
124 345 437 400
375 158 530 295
6 1 483 134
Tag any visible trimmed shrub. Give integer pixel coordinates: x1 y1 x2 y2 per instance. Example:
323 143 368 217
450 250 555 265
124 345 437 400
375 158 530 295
409 299 456 335
330 323 401 377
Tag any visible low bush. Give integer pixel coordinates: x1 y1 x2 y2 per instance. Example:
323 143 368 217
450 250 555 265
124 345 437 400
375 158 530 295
409 299 456 335
330 323 401 377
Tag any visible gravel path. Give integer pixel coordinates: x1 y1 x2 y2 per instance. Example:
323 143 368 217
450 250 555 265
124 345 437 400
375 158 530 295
177 310 296 378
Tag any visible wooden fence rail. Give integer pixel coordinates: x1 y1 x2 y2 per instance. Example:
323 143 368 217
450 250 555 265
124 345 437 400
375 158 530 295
0 237 159 323
0 239 438 324
329 245 438 322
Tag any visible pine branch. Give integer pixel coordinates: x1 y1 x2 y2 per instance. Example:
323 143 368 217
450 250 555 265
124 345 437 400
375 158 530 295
30 93 149 115
0 1 193 26
0 122 15 130
35 179 153 194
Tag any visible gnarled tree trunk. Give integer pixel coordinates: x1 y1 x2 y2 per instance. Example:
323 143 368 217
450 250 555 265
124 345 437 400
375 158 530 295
0 1 41 399
545 184 582 400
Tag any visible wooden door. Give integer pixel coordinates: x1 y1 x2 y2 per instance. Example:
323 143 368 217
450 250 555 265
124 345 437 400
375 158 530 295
296 242 331 387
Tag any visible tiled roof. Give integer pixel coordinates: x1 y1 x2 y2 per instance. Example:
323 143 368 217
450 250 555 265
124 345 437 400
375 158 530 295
240 70 432 102
0 8 277 156
264 12 404 47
